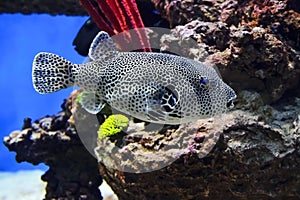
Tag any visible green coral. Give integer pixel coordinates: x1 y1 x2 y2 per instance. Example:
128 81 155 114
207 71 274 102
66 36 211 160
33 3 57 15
98 114 129 139
75 91 83 105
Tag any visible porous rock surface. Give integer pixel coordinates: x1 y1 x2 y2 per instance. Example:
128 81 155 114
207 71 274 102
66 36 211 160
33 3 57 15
4 92 102 200
0 0 87 15
98 94 300 199
3 0 300 199
160 20 299 103
156 0 300 103
95 0 300 198
4 90 300 199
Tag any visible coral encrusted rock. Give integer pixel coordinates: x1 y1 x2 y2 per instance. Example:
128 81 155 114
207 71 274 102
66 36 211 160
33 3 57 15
0 0 87 15
3 0 300 199
3 92 102 200
160 20 300 103
153 0 300 103
96 96 300 199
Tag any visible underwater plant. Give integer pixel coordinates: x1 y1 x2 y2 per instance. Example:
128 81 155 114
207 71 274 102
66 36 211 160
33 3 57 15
98 114 129 139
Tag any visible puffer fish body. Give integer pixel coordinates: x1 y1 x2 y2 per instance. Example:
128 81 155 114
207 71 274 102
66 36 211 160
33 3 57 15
32 31 236 124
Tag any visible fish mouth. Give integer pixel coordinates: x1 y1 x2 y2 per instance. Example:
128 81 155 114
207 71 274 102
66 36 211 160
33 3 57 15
224 83 237 110
226 94 237 109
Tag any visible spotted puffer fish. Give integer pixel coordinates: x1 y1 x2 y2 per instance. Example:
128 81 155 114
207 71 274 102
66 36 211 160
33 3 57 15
32 31 236 124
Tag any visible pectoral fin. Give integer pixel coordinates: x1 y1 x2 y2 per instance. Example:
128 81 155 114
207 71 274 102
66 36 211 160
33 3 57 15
80 91 105 114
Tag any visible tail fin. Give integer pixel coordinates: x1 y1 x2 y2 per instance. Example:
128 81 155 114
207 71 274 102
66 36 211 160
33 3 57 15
32 52 76 94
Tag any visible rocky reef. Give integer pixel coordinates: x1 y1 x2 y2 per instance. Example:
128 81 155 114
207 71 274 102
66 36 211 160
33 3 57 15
93 91 300 199
4 90 300 199
0 0 87 15
4 93 102 199
3 0 300 199
154 0 300 103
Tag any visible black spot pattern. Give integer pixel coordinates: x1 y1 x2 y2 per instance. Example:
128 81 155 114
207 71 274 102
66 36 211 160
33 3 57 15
33 49 236 124
32 52 77 94
88 31 117 61
76 52 236 124
80 90 104 114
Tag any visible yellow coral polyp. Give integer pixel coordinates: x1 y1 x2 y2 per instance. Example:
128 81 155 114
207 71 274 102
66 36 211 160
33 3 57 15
98 114 129 139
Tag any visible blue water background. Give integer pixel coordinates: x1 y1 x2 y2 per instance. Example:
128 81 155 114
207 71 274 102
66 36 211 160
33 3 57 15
0 14 88 171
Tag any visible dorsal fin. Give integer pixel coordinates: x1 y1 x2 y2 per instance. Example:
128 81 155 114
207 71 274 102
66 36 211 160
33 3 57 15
88 31 118 61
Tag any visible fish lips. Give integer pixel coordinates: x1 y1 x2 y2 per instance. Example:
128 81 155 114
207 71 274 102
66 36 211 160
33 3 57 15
226 94 237 109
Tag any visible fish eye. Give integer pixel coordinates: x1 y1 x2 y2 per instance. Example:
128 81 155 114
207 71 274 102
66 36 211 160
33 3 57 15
200 77 208 85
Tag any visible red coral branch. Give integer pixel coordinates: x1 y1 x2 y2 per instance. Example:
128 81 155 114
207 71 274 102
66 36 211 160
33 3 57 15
95 0 123 33
79 0 114 36
111 0 128 32
120 0 151 51
79 0 151 52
